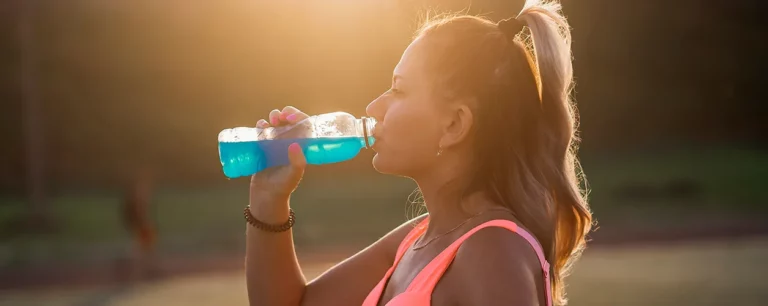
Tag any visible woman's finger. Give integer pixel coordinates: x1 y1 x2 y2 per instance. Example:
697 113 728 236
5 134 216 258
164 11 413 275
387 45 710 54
256 119 269 128
280 106 309 124
268 109 282 126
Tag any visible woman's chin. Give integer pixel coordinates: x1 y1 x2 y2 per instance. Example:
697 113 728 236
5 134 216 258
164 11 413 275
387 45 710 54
371 153 385 173
372 154 393 175
372 153 407 176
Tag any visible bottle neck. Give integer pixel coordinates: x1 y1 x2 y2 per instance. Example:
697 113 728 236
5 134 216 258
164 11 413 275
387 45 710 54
356 117 377 149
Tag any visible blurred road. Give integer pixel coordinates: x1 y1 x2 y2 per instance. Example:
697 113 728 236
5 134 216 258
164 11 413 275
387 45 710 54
1 238 766 306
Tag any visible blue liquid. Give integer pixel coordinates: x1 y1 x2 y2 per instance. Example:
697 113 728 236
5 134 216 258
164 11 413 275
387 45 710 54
218 136 375 178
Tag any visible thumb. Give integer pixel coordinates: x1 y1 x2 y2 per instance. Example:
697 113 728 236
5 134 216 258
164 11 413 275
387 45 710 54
286 142 306 181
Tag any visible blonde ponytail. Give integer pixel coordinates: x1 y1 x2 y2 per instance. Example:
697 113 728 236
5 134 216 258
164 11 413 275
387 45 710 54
518 1 591 305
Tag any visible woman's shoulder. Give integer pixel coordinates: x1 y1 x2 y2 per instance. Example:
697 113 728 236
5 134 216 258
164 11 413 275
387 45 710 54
455 219 542 265
458 212 543 261
445 215 544 304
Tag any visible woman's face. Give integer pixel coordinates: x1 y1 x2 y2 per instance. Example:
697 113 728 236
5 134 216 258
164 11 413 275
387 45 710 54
366 37 447 178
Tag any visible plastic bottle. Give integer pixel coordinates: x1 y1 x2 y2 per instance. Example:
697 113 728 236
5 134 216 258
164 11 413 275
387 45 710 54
218 111 376 178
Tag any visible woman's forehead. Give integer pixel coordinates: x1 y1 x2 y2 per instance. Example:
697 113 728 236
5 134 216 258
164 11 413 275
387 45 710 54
393 36 430 82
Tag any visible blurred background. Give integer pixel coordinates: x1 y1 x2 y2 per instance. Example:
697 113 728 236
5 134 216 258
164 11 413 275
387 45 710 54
1 0 766 305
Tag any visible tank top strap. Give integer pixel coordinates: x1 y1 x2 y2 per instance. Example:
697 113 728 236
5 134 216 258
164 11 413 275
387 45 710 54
405 219 552 306
393 217 430 264
361 217 430 306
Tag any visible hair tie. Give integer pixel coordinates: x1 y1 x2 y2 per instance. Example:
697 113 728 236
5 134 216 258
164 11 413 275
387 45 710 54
497 17 525 37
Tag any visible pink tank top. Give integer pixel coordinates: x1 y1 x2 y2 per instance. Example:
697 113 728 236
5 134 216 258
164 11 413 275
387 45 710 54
361 217 552 306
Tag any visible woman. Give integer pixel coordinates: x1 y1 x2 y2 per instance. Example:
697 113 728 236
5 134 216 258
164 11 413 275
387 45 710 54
244 0 592 305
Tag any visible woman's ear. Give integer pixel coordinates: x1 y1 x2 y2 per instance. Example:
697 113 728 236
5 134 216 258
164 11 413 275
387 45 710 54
439 102 474 150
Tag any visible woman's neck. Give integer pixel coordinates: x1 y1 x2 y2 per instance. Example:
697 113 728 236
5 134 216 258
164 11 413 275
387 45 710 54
415 168 499 241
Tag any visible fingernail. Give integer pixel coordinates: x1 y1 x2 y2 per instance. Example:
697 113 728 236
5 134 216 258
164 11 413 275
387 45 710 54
288 143 299 153
286 114 297 121
270 117 277 125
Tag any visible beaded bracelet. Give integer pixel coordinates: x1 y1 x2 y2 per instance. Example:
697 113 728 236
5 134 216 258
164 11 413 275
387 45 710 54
244 205 295 232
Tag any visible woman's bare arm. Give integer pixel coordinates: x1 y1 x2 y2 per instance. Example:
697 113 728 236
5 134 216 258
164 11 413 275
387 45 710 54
245 196 425 306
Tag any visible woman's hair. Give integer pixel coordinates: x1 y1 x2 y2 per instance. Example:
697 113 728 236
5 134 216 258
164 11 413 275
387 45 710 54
415 1 592 304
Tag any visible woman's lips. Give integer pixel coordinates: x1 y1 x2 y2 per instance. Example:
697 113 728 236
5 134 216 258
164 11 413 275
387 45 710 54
370 131 381 150
371 138 379 150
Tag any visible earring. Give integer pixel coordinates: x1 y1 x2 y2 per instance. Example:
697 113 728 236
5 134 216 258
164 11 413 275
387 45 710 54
436 147 443 157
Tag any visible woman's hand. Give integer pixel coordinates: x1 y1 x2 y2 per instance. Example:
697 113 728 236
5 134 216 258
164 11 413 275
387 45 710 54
249 106 310 219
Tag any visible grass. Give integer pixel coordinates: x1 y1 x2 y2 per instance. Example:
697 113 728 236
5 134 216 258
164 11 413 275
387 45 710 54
583 147 768 210
0 174 418 267
0 148 766 267
581 147 768 230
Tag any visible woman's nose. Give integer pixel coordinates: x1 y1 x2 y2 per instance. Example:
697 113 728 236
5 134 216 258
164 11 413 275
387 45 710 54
366 94 386 121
